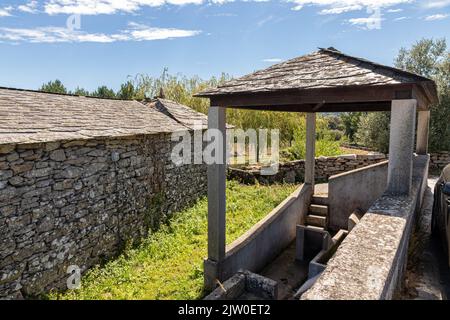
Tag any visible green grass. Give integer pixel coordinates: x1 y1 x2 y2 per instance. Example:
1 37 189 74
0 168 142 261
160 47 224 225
49 181 297 300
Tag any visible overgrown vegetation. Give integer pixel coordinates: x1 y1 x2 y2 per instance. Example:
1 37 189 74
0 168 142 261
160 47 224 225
49 181 297 300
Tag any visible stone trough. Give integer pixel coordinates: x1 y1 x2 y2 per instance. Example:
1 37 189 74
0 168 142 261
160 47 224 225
204 270 278 300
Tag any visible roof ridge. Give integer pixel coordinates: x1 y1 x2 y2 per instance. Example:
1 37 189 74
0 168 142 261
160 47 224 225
0 86 135 102
318 47 433 83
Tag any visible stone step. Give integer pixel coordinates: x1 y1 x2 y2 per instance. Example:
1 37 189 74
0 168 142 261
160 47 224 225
312 195 329 206
306 214 327 228
309 204 328 216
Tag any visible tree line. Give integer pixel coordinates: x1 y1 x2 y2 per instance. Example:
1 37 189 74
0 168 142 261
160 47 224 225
40 38 450 154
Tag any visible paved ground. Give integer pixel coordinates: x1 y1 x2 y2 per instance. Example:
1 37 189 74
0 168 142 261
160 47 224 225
400 177 450 300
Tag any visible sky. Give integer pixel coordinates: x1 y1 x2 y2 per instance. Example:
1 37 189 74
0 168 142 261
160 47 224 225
0 0 449 92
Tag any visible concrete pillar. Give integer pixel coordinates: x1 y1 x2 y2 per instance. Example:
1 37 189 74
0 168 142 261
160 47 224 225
305 113 316 189
416 110 430 155
387 99 417 195
207 106 226 262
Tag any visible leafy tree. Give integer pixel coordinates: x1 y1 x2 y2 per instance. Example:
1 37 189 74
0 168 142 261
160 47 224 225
40 79 67 94
117 80 136 100
73 87 90 96
340 112 363 143
396 38 450 152
92 86 116 99
356 112 391 153
356 38 450 152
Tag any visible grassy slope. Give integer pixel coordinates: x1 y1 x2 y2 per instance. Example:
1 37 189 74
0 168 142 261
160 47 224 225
50 181 297 300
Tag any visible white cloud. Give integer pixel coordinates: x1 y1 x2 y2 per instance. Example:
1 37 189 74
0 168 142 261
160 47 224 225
319 5 363 14
394 16 409 20
0 6 13 17
262 58 282 62
18 1 39 14
290 0 413 14
348 16 384 28
257 15 274 26
424 13 449 20
387 8 403 12
422 0 450 9
0 23 201 43
44 0 210 15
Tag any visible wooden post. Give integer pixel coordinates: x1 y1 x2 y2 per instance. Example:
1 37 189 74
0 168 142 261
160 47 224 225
387 99 417 195
416 110 430 155
305 113 316 190
207 106 226 262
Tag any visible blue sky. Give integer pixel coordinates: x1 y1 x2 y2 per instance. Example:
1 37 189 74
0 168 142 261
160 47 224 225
0 0 449 92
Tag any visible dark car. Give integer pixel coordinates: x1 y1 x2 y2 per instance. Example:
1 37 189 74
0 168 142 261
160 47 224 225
432 164 450 267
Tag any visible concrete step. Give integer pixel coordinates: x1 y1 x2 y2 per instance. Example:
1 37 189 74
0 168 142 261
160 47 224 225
309 204 328 217
306 215 327 228
312 195 329 206
304 225 325 232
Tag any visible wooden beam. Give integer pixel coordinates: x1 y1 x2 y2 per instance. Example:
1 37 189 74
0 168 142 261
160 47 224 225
218 101 392 113
209 84 415 108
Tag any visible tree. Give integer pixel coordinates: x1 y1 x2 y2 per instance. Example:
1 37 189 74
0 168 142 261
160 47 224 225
40 80 67 94
117 80 136 100
92 86 116 99
356 112 391 153
340 112 363 143
356 38 450 152
395 38 450 152
73 87 90 96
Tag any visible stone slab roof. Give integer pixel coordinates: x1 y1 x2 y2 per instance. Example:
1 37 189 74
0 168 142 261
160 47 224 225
147 98 208 130
196 48 438 105
0 88 189 146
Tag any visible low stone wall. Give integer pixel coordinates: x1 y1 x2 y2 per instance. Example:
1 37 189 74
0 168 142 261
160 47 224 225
430 151 450 170
228 154 387 184
0 133 207 299
302 155 429 300
229 151 449 184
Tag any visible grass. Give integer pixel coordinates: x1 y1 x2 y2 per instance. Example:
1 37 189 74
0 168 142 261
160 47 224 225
49 180 297 300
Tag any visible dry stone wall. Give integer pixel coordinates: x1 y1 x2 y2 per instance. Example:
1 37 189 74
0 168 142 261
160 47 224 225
0 132 206 299
430 151 450 170
228 154 388 184
229 152 450 185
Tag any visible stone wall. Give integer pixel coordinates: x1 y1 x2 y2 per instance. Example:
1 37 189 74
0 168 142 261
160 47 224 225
228 154 387 184
0 132 206 299
430 151 450 170
229 152 449 185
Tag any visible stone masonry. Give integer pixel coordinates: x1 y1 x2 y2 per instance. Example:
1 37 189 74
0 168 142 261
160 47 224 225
229 152 449 185
0 134 206 299
228 154 388 184
0 89 209 299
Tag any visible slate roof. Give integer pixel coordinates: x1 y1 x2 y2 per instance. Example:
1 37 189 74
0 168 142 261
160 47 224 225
0 88 193 145
196 48 438 104
147 98 208 130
